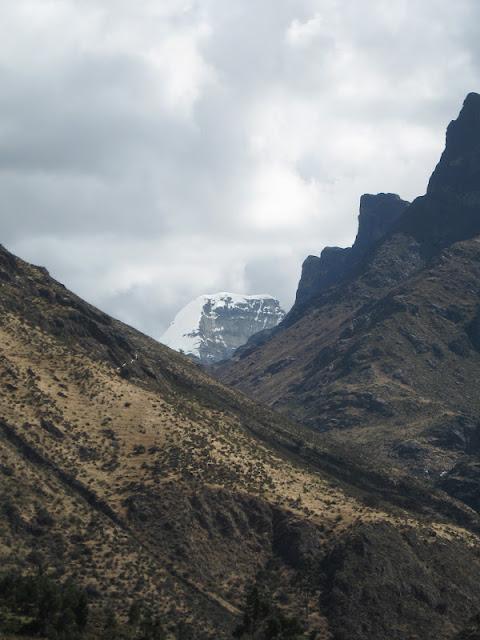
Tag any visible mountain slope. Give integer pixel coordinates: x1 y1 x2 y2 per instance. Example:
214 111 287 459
218 94 480 515
1 243 480 639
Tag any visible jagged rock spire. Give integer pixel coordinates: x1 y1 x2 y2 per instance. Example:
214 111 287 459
295 193 410 306
428 92 480 199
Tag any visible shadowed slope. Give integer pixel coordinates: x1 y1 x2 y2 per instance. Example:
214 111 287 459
218 95 480 516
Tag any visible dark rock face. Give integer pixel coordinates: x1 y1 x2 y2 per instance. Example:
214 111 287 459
399 92 480 253
439 460 480 513
0 244 19 282
291 92 480 329
428 92 480 198
271 510 324 569
356 232 423 289
295 193 410 306
354 193 412 254
296 247 350 307
393 439 427 461
321 522 480 640
428 415 480 454
466 306 480 352
217 93 480 513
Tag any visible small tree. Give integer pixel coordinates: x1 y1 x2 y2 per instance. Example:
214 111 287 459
234 581 304 640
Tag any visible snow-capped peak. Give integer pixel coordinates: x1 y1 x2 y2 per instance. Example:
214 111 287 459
161 292 285 364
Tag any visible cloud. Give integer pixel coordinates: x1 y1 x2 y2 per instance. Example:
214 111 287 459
286 12 324 47
1 0 480 337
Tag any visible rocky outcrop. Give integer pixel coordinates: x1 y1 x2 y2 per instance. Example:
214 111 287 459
295 193 410 306
398 92 480 254
321 522 480 640
218 93 480 508
427 92 480 199
161 293 285 364
296 247 350 307
439 460 480 514
354 193 411 253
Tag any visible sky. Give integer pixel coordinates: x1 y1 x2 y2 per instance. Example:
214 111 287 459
1 0 479 339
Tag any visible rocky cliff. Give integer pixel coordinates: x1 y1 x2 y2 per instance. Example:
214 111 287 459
161 292 285 364
398 92 480 253
295 192 410 308
218 93 480 525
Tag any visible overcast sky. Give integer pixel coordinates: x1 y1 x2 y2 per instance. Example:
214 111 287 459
1 0 479 338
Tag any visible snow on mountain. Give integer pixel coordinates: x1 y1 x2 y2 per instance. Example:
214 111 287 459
161 292 285 364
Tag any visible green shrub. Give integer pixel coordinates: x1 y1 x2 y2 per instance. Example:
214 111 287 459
0 571 89 639
234 583 304 639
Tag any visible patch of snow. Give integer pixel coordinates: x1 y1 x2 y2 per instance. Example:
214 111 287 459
160 292 282 358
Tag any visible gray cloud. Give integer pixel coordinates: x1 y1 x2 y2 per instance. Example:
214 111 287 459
1 0 480 338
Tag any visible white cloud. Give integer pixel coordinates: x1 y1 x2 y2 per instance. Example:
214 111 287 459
247 163 321 231
142 21 216 117
286 13 324 47
1 0 479 335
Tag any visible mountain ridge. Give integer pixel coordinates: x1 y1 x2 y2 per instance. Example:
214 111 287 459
217 92 480 525
295 192 410 308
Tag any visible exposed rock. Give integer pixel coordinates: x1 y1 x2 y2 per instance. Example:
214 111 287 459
272 510 324 569
398 92 480 253
295 193 410 306
466 306 480 351
393 440 427 461
296 247 350 306
428 92 480 199
448 336 472 357
321 522 480 640
439 460 480 513
427 415 480 453
354 193 411 254
218 94 480 494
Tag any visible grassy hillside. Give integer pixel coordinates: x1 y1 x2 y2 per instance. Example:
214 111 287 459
0 244 479 639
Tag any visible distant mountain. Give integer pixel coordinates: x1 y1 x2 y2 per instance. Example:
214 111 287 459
218 93 480 515
161 292 284 364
